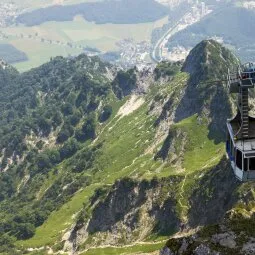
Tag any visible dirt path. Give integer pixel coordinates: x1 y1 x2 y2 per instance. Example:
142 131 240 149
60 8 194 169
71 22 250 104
79 239 168 255
179 174 189 210
201 155 221 170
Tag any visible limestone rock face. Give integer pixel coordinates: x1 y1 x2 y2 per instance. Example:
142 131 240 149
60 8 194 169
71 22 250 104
179 238 189 254
66 177 182 252
242 238 255 255
176 40 239 140
159 246 174 255
194 244 218 255
211 232 236 249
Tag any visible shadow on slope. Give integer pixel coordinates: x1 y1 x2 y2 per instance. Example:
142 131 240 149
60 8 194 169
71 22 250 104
87 177 182 235
174 40 238 143
67 177 184 251
188 156 241 227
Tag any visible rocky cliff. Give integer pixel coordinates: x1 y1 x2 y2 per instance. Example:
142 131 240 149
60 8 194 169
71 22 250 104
0 40 253 255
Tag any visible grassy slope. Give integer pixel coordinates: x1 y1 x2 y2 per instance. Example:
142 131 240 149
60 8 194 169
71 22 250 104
177 115 224 173
171 115 224 220
17 91 157 248
17 71 225 253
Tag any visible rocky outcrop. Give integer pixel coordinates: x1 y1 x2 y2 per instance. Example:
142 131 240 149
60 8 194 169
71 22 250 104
65 177 183 253
242 238 255 255
64 156 250 254
163 202 255 255
194 244 220 255
211 232 236 249
162 226 255 255
175 40 239 142
188 157 240 227
181 40 239 85
160 246 174 255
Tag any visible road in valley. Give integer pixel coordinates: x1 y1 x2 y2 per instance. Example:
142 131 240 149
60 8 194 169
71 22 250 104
151 8 211 63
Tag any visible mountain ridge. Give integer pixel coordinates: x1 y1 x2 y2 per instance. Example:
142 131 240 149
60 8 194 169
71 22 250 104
0 40 253 255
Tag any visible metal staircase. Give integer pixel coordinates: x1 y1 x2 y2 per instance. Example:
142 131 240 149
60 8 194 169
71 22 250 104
226 62 255 181
241 87 249 138
227 64 255 139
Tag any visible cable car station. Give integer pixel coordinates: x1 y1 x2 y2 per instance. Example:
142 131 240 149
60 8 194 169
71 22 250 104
226 63 255 181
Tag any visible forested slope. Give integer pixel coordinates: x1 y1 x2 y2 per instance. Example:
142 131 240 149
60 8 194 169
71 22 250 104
0 40 253 255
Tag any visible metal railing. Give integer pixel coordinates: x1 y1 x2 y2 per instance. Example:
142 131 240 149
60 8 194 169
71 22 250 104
227 65 255 89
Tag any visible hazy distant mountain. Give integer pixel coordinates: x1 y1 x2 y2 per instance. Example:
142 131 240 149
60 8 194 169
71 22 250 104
167 5 255 62
16 0 169 26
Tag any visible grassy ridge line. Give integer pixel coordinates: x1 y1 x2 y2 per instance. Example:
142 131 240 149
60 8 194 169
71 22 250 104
24 241 164 255
172 115 224 219
81 241 165 255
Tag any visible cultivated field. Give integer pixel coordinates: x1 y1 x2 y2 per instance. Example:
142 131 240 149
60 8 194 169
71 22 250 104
1 0 102 10
11 40 81 71
1 15 168 71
